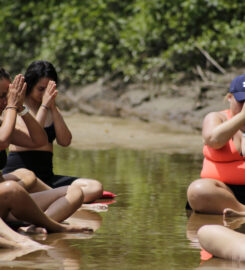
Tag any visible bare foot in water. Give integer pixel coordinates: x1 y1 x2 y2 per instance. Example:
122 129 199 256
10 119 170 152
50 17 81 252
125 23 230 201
19 224 93 234
18 225 47 234
224 208 245 217
60 224 94 234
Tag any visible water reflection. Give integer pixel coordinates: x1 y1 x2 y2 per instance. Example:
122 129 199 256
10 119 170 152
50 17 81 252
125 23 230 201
186 212 224 249
186 211 245 269
198 259 245 269
0 209 102 269
54 147 204 269
3 146 245 269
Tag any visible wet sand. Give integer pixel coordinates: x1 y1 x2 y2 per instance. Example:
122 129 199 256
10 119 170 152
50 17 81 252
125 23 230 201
64 113 203 154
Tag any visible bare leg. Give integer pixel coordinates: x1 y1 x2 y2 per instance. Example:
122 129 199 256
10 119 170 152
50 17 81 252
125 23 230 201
0 218 48 249
3 170 103 202
20 185 92 234
31 185 84 222
187 178 245 214
28 177 51 193
0 217 49 261
3 169 51 192
0 181 92 233
198 225 245 261
71 178 103 203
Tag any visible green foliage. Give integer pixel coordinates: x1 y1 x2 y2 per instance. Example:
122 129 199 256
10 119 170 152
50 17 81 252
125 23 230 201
1 0 245 85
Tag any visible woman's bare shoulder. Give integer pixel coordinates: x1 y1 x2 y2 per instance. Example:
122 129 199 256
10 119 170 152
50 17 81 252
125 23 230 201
204 111 227 122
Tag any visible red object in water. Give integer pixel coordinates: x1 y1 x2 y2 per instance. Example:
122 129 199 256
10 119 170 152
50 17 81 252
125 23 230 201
200 249 213 261
101 191 117 198
89 190 117 205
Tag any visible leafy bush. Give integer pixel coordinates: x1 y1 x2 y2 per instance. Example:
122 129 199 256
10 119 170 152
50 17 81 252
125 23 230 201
1 0 245 86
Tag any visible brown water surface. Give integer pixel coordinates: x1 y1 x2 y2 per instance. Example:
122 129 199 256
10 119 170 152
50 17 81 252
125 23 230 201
1 145 245 269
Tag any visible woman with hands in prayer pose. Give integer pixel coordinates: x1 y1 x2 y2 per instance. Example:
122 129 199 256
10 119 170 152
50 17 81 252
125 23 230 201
0 68 92 246
187 74 245 216
3 61 103 203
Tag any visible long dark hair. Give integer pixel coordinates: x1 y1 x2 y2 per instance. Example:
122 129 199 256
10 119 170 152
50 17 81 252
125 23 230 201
25 60 58 95
0 67 10 81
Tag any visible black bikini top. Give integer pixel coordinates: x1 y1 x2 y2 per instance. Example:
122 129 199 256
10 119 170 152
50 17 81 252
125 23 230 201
44 124 56 143
0 150 7 169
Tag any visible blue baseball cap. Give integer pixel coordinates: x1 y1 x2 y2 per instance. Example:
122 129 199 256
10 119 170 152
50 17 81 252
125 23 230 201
229 74 245 102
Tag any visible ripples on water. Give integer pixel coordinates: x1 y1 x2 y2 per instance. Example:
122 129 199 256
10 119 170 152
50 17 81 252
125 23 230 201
2 146 239 269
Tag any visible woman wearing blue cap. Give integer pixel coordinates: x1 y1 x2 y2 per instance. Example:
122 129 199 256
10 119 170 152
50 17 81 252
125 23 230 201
187 74 245 215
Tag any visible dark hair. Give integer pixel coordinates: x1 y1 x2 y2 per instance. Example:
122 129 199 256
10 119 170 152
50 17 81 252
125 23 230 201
25 60 58 95
0 67 10 81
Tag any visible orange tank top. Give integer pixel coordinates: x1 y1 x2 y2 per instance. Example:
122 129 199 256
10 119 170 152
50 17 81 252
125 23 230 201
200 110 245 185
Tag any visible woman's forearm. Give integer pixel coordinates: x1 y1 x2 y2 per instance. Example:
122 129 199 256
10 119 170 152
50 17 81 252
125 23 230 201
35 105 49 127
20 112 48 147
0 109 17 149
203 112 245 148
51 106 72 146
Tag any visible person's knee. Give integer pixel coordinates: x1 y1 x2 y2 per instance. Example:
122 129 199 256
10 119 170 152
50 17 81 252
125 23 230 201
0 181 24 198
72 179 103 198
67 185 84 209
187 179 204 198
20 169 36 188
90 180 103 197
13 169 37 190
0 181 24 216
187 179 213 211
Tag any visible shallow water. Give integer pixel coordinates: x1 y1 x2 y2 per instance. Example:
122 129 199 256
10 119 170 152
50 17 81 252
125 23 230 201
1 146 245 269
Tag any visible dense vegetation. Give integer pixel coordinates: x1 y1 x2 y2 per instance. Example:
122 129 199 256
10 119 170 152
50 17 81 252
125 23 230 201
1 0 245 86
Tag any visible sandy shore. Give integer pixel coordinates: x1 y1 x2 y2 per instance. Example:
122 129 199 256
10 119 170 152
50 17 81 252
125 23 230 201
64 113 203 154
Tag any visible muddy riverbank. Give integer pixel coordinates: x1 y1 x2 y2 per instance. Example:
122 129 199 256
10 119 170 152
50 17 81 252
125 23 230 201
64 113 202 154
60 68 245 154
59 68 245 134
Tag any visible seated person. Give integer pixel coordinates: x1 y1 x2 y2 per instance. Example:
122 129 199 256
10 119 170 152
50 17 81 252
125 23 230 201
0 68 92 243
187 74 245 215
3 61 103 203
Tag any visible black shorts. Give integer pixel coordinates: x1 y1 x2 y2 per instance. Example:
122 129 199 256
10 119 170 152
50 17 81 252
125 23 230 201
2 151 78 188
186 183 245 210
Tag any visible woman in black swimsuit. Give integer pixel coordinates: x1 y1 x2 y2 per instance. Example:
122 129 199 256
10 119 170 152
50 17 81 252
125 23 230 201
3 61 103 203
0 68 92 250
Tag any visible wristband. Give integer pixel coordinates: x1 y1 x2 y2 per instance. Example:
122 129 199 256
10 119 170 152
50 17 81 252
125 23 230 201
18 105 29 116
5 106 18 111
41 104 49 110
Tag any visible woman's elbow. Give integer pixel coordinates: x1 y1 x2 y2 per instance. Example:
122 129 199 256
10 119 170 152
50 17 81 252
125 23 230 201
58 139 72 147
57 133 72 147
204 137 225 149
56 135 71 147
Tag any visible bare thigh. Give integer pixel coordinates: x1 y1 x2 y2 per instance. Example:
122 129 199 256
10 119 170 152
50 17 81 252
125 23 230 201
187 178 243 214
30 186 68 212
3 169 36 190
188 178 234 196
